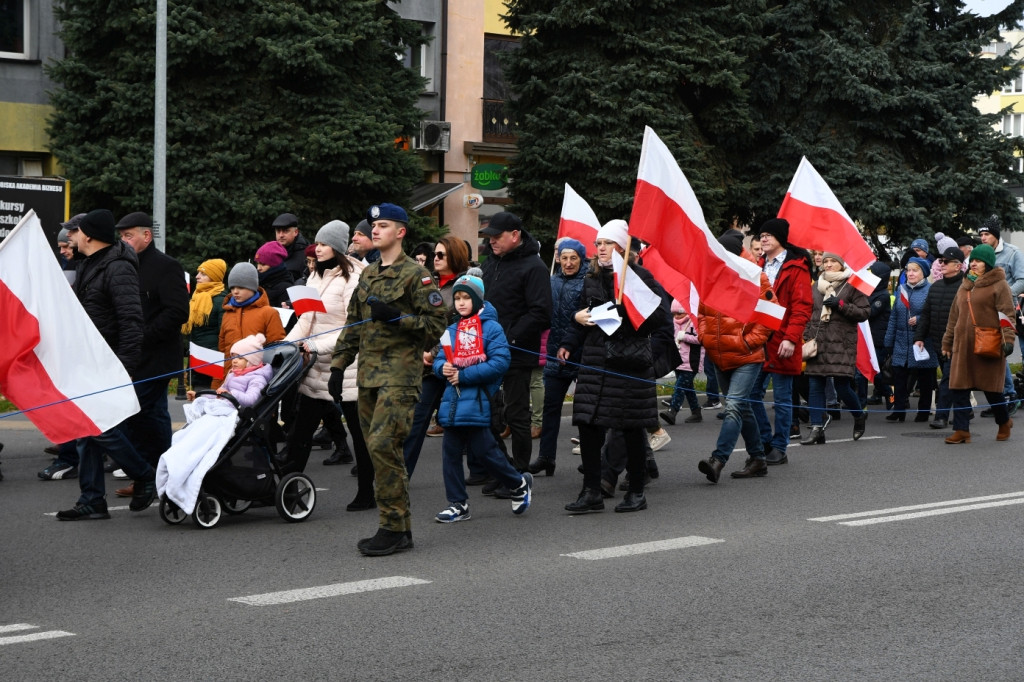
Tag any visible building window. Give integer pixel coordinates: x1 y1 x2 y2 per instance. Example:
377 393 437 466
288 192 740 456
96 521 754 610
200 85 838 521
482 35 521 142
0 0 31 60
1002 70 1024 94
1003 113 1024 137
401 23 435 92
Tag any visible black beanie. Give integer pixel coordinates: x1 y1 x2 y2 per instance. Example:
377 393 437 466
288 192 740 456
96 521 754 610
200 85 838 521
717 229 745 256
78 209 117 244
979 215 1001 241
758 218 790 245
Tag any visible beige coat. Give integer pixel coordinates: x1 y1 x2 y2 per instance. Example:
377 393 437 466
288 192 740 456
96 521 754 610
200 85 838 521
941 266 1015 393
285 256 365 401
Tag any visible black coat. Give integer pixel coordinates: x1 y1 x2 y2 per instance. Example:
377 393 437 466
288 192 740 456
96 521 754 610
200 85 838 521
916 271 963 350
565 263 666 430
134 243 190 379
258 264 295 308
73 242 145 376
480 230 552 369
283 233 311 281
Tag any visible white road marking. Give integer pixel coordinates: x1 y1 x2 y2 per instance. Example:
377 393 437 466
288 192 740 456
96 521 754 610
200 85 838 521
228 576 431 606
0 624 74 646
839 498 1024 526
809 491 1024 523
561 536 724 560
44 505 130 517
735 435 884 454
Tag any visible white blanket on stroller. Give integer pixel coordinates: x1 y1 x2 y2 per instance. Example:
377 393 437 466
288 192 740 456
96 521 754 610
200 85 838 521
156 396 239 514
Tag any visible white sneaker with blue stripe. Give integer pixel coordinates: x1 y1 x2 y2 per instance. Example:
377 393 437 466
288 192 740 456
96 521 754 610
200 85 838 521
511 473 533 515
436 503 470 523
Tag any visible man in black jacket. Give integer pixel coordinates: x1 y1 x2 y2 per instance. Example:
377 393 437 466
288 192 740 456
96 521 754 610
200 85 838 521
273 212 311 281
116 212 189 472
479 212 552 480
58 209 157 520
915 246 965 429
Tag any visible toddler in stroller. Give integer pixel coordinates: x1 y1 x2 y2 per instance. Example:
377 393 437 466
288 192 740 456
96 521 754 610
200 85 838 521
157 337 317 529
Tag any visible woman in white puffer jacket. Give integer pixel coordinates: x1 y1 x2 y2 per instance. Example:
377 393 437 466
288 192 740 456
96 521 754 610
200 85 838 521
284 220 373 510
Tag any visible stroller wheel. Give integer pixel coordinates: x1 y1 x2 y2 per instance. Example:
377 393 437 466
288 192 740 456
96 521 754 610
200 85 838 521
222 497 252 515
192 492 223 529
159 495 187 525
276 472 316 523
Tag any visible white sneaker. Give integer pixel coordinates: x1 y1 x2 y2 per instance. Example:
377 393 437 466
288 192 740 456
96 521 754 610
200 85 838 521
435 503 470 523
571 445 581 455
649 430 672 452
112 468 128 479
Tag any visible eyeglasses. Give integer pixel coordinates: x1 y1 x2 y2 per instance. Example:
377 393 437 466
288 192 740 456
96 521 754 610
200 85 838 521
938 259 959 265
434 252 446 259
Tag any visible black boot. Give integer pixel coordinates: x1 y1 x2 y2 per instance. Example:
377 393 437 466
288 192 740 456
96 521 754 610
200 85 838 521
311 427 333 449
731 458 768 478
698 456 724 484
358 528 412 556
800 425 826 445
565 488 605 513
659 408 678 425
527 458 556 476
614 491 647 512
853 411 868 441
323 440 354 465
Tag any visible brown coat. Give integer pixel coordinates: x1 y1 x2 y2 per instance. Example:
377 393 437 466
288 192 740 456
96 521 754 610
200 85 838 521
941 267 1015 393
803 277 870 378
214 288 286 388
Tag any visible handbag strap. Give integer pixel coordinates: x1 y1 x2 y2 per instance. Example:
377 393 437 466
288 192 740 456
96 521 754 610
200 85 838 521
966 290 979 327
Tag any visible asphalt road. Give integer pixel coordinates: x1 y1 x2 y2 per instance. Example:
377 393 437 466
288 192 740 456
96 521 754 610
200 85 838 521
1 400 1023 680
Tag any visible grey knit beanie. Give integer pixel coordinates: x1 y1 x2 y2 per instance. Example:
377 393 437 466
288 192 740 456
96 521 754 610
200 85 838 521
316 220 350 257
227 262 259 292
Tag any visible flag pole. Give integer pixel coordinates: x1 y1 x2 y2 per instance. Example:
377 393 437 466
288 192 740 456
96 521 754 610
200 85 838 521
616 238 633 305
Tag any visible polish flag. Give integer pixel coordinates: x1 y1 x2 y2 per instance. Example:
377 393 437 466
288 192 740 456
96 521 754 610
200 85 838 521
287 285 327 316
899 285 910 310
999 311 1014 329
189 342 225 379
0 211 140 442
629 127 786 331
857 320 879 382
612 249 662 330
777 157 880 296
557 183 600 257
640 246 700 317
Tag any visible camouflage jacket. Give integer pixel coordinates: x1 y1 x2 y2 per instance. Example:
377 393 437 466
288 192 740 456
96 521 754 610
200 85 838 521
331 254 447 387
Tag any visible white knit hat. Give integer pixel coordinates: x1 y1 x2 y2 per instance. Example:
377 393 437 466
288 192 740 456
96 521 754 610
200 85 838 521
596 219 629 250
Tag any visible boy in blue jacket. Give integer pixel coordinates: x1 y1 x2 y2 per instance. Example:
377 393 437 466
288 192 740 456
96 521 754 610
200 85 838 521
433 273 533 522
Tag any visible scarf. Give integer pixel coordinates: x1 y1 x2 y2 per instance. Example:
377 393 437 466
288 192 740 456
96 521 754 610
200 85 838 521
182 280 225 335
438 272 457 289
453 313 487 367
231 361 265 377
258 263 288 283
315 256 339 276
967 271 979 282
816 268 852 323
228 290 261 308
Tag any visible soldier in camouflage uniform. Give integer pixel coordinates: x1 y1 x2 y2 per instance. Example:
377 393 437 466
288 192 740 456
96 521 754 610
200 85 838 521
329 203 447 556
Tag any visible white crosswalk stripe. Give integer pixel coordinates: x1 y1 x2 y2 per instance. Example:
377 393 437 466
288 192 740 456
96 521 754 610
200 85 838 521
810 491 1024 526
560 536 724 560
0 624 74 645
229 576 431 606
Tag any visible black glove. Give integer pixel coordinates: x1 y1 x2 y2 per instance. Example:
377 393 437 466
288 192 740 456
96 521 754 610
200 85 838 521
822 296 839 310
328 367 345 401
1003 342 1015 357
369 298 401 323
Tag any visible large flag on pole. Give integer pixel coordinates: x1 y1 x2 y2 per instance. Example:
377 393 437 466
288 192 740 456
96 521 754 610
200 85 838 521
629 126 786 331
639 246 699 317
611 249 662 330
556 183 600 257
0 211 140 442
777 157 880 296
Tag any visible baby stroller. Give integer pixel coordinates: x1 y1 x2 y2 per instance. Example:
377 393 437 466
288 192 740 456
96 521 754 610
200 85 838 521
159 343 318 529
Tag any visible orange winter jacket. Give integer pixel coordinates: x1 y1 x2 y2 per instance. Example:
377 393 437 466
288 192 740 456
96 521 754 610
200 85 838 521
697 271 774 372
213 287 286 389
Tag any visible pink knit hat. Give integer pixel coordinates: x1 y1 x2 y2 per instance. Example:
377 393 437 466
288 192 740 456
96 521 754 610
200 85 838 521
230 333 266 366
254 241 288 268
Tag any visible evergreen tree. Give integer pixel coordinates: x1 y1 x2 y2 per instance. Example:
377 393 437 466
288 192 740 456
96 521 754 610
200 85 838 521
47 0 427 269
737 0 1024 251
502 0 766 248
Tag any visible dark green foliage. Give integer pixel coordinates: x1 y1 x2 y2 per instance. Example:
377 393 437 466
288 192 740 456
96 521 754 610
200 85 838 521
502 0 767 248
47 0 428 271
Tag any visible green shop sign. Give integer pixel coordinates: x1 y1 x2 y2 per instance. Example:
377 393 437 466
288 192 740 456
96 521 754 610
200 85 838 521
471 163 508 190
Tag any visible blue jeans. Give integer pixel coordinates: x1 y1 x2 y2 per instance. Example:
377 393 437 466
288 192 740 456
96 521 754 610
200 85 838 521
442 426 522 505
751 370 794 454
76 426 154 506
712 363 765 463
703 358 721 404
538 374 574 462
403 374 445 477
934 357 952 422
1003 363 1016 398
121 377 173 468
669 370 700 412
808 375 862 426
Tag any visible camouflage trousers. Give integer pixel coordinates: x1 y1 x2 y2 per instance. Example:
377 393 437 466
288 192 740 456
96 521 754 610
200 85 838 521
357 385 419 532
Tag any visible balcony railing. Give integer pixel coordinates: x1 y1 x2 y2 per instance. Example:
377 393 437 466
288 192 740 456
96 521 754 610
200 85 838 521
483 99 518 143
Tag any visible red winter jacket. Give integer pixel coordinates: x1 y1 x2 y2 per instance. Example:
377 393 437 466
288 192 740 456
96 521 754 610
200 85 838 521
759 251 812 375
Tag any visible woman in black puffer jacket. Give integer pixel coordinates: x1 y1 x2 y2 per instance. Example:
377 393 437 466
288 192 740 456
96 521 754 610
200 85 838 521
559 221 667 514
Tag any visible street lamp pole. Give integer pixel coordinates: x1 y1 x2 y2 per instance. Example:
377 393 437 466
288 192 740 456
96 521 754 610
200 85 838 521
153 0 167 252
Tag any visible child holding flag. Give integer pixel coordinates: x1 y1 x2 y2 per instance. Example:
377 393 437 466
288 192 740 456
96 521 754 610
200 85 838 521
432 273 533 523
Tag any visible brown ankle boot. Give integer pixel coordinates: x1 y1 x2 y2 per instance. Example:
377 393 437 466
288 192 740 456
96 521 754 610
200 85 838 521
997 419 1013 441
945 430 971 444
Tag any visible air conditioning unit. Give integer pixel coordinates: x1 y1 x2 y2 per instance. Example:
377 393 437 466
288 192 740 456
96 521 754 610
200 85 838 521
417 121 451 152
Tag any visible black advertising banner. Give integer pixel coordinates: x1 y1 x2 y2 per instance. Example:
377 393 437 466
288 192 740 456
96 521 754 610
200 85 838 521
0 176 69 249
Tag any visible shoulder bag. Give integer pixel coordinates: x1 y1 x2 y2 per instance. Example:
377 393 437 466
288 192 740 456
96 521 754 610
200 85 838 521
966 291 1003 359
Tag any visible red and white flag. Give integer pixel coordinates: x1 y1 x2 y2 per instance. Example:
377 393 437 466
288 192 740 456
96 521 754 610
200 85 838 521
999 311 1014 329
777 157 880 296
639 246 700 317
899 285 910 310
287 285 327 316
557 183 600 257
629 127 786 331
0 211 140 442
612 249 662 330
857 320 879 382
189 342 225 379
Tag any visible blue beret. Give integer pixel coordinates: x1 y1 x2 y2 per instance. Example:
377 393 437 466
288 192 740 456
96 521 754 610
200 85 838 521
367 203 409 224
